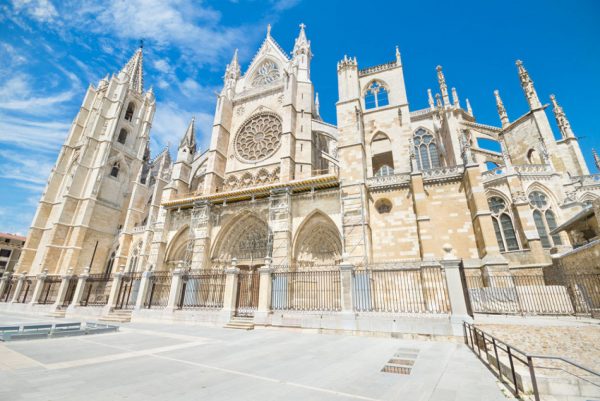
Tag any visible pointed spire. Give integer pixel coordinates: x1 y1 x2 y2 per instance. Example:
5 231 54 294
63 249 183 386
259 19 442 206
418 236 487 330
516 60 541 110
293 22 311 57
395 45 402 66
435 93 443 109
593 149 600 171
436 66 450 106
225 48 241 81
121 46 144 93
549 94 574 139
179 117 197 154
427 89 435 110
314 92 321 119
451 87 460 109
466 98 473 116
494 90 509 128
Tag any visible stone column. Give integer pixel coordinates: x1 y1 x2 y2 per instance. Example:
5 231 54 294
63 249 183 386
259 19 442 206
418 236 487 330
255 257 273 325
339 262 354 314
52 268 74 310
220 259 240 322
135 270 153 310
103 269 124 314
69 267 90 309
10 274 26 303
441 258 473 335
30 270 47 305
166 265 185 311
0 273 10 300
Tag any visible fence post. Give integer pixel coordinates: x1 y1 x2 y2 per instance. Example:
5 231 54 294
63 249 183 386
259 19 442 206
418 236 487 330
255 257 273 325
441 258 473 335
339 262 355 314
135 270 153 310
52 268 74 310
220 258 240 322
0 272 10 299
10 274 26 303
166 265 185 311
30 270 47 305
69 267 90 309
103 268 123 314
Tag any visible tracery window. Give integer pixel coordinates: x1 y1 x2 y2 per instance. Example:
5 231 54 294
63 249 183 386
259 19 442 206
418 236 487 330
528 191 562 248
110 162 120 178
488 197 519 252
234 112 282 162
251 60 281 87
117 129 128 144
364 81 389 110
413 128 441 170
374 164 394 177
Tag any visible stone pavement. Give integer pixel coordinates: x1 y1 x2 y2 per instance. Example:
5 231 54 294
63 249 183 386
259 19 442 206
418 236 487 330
0 312 510 401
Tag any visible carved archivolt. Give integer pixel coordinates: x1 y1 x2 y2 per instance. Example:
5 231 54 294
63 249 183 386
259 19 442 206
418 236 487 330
234 112 282 163
214 214 269 263
294 213 342 268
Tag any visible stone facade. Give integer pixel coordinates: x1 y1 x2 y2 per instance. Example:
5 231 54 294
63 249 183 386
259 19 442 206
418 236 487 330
14 25 600 280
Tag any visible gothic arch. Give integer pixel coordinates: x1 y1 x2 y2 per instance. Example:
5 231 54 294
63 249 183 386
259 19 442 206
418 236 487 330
164 225 191 268
292 210 342 267
525 182 560 208
579 192 599 205
211 212 269 264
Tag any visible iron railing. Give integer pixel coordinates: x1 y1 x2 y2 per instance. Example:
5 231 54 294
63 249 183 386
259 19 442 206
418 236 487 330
271 270 341 312
62 277 77 307
1 276 17 302
81 274 112 307
178 270 226 310
464 322 600 401
235 271 260 317
353 267 450 314
15 276 34 304
38 275 62 305
114 272 143 310
145 272 172 309
465 272 600 316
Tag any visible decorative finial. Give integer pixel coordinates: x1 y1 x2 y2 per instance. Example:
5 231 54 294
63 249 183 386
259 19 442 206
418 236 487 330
395 45 401 65
494 90 509 128
550 94 574 139
435 93 442 108
267 24 272 37
516 59 541 110
466 98 473 116
314 92 321 118
299 22 306 31
139 39 144 49
451 87 460 108
436 65 450 106
427 89 435 110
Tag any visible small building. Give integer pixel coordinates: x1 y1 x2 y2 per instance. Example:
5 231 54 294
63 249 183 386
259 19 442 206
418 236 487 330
0 233 26 275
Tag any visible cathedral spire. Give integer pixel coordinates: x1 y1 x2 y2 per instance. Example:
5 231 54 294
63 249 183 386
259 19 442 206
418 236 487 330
550 94 574 139
120 46 144 93
516 60 541 110
427 89 435 110
225 48 241 81
436 66 450 107
293 22 311 57
494 90 509 128
451 87 460 109
179 117 197 154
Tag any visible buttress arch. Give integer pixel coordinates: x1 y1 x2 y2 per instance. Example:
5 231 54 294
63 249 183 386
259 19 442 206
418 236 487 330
292 210 342 268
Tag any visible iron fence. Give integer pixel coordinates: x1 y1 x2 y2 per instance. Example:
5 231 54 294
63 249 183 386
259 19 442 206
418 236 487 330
114 272 143 310
145 272 172 309
15 276 34 304
178 270 226 310
235 271 260 316
1 276 17 302
81 274 112 307
271 270 341 312
353 267 450 314
464 322 600 401
62 277 77 307
465 271 600 316
38 275 62 305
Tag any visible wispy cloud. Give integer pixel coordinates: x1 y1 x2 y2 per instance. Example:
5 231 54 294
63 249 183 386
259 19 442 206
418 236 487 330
0 113 70 150
0 149 54 189
11 0 58 23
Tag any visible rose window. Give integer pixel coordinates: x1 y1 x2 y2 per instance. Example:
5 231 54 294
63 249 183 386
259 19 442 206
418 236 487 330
234 113 282 162
251 60 281 87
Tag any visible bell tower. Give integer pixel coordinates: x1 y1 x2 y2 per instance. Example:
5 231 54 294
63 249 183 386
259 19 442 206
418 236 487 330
17 47 156 275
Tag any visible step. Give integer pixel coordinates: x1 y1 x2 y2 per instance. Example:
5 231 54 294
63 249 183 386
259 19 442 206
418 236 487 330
98 316 131 323
224 320 255 330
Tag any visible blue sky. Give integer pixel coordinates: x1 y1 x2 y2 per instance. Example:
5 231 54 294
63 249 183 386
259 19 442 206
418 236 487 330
0 0 599 235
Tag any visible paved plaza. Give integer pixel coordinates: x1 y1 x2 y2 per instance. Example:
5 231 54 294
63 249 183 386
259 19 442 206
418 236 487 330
0 312 509 401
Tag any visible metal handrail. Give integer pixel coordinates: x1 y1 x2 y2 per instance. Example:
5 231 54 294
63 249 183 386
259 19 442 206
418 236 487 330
463 321 600 401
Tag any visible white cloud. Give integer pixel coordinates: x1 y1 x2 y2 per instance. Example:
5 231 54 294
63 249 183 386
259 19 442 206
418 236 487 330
11 0 58 22
0 113 70 150
151 101 213 153
0 149 54 189
153 59 173 74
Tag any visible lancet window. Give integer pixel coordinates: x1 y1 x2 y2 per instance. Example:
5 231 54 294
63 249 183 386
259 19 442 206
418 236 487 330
364 81 389 110
528 191 562 248
488 196 519 252
413 129 440 170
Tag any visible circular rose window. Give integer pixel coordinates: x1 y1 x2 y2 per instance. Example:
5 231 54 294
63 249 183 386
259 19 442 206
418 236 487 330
234 112 282 163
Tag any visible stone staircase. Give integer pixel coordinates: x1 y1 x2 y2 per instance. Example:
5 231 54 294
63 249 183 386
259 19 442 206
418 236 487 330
224 317 255 330
99 309 133 323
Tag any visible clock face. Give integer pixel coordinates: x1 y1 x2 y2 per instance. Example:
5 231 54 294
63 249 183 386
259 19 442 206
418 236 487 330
234 112 282 163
